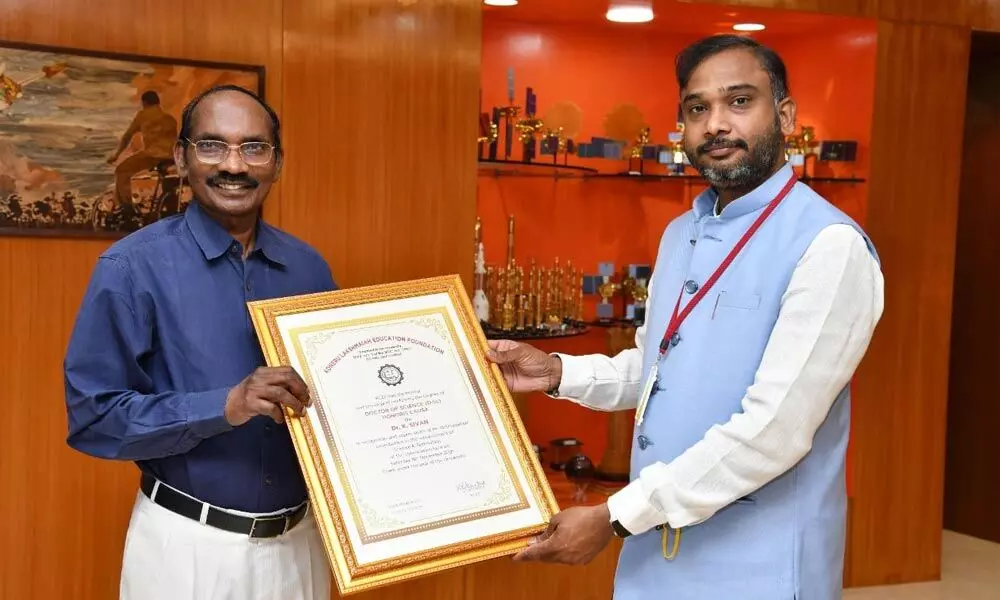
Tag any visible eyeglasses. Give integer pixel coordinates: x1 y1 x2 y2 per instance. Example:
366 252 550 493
185 138 276 166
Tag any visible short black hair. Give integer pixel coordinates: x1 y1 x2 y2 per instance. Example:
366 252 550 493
178 84 282 154
141 90 160 106
675 35 790 103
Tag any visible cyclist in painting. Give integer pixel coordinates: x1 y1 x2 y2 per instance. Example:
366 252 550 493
107 90 178 210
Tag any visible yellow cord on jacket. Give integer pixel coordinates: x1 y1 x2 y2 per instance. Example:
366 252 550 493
661 526 682 560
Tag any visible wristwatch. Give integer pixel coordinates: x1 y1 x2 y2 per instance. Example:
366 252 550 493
544 354 563 397
610 519 632 538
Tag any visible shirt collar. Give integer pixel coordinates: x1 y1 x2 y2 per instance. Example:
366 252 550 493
184 201 288 266
693 162 795 221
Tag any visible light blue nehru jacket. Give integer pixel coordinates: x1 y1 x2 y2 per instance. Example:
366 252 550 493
613 164 878 600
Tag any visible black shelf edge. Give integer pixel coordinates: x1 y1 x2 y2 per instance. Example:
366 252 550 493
480 320 591 341
477 160 867 184
584 173 702 181
477 159 598 175
800 177 867 183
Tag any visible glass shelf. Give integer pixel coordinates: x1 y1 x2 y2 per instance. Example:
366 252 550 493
584 172 702 182
477 160 866 184
480 320 590 341
477 159 597 178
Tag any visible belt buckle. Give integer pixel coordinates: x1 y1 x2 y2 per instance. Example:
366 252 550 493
249 514 291 538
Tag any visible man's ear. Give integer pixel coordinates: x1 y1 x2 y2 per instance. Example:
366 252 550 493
778 97 797 136
274 150 284 182
173 141 188 176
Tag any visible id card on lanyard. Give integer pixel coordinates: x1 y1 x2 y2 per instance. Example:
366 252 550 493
635 173 798 426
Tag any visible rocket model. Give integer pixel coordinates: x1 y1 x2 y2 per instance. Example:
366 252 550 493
473 217 490 323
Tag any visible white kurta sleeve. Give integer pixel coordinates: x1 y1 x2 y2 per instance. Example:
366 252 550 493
605 224 884 535
550 273 655 412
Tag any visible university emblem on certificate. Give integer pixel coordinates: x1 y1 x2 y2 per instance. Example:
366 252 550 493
378 364 404 386
247 275 558 596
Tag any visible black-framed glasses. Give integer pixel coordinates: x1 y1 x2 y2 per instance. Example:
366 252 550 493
185 138 275 166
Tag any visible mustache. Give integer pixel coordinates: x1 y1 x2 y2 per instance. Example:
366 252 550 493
207 173 260 188
698 137 749 154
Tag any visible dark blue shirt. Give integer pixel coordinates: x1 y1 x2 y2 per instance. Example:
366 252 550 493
63 201 337 513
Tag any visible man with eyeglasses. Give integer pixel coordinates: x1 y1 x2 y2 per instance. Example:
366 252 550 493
64 85 334 599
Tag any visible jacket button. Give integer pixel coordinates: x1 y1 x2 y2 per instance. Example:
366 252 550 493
670 332 681 346
684 280 699 294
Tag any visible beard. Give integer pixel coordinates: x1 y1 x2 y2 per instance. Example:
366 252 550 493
684 117 785 192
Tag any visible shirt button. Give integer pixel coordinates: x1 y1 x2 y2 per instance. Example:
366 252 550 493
670 332 681 347
684 280 699 294
264 476 273 486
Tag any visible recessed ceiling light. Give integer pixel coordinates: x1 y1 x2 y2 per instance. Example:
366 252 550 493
606 8 653 23
606 1 654 23
484 0 518 6
733 23 766 31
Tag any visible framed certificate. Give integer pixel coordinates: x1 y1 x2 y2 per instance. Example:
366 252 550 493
247 275 559 595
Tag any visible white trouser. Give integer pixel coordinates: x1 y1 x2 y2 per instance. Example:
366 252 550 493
119 490 331 600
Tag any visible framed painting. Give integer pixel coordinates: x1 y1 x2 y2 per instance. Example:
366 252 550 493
0 40 264 238
248 275 559 595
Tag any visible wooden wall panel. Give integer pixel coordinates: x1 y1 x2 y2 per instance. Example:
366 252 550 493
280 0 481 289
846 20 969 586
677 0 877 18
877 0 978 25
0 0 480 599
682 0 1000 27
968 1 1000 30
0 1 283 599
944 30 1000 546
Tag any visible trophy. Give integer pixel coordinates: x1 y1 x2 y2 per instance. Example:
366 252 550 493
506 214 515 268
515 87 544 164
801 125 819 155
621 264 651 325
500 273 516 331
593 262 621 322
785 131 805 166
659 107 688 175
786 124 820 176
627 126 657 175
496 68 520 160
500 215 518 331
476 213 587 338
472 218 490 323
477 112 498 160
544 257 565 329
540 127 574 165
489 107 501 160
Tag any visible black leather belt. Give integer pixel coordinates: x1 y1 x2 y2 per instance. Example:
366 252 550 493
140 472 307 538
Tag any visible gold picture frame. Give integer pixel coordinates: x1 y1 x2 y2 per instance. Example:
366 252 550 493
247 274 559 595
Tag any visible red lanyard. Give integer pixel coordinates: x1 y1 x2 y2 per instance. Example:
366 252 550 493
657 173 797 358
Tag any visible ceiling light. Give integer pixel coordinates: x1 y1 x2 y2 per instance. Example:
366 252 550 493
606 1 654 23
733 23 766 31
483 0 518 6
